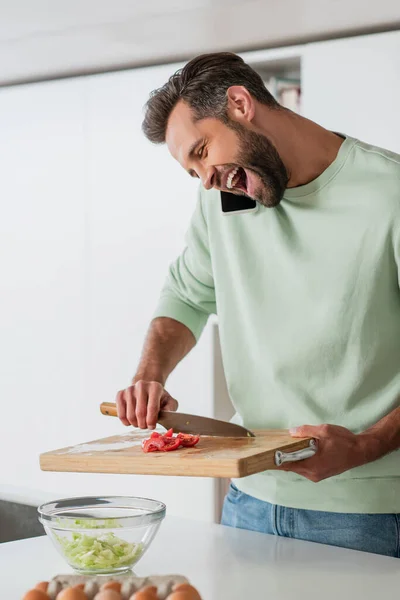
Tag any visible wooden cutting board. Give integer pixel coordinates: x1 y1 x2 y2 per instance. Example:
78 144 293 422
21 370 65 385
40 430 312 478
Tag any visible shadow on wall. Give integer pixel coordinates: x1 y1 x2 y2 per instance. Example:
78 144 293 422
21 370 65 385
0 500 45 543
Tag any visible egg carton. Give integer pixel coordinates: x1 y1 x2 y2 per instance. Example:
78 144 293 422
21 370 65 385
47 574 190 600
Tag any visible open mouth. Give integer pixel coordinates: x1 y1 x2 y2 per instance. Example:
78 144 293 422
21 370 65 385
225 166 247 194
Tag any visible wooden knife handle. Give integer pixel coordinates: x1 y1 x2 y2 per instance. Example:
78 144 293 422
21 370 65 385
100 402 118 417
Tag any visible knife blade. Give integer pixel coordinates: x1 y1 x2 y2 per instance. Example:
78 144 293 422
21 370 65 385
100 403 255 438
158 411 255 437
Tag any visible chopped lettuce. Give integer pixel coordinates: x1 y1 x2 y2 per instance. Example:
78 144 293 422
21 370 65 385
56 517 121 530
56 531 143 570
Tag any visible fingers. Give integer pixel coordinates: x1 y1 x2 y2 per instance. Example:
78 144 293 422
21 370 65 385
146 385 162 430
115 381 169 429
289 424 321 438
135 381 149 429
134 381 164 429
124 387 138 428
161 394 179 412
116 389 131 427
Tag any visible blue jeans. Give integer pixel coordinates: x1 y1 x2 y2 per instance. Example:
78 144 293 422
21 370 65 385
221 483 400 557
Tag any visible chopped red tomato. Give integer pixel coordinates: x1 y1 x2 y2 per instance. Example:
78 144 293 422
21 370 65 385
177 433 200 447
142 436 165 452
142 429 201 453
162 436 181 451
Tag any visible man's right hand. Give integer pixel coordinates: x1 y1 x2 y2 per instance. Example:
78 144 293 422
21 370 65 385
115 380 178 430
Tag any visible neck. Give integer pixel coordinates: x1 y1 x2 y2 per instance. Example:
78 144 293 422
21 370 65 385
256 107 344 188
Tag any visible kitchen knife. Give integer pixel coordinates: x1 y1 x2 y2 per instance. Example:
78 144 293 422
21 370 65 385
100 402 255 437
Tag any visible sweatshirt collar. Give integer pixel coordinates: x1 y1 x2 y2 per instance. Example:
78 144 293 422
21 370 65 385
283 134 356 200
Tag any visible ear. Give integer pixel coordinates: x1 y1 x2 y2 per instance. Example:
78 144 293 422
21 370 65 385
226 86 255 123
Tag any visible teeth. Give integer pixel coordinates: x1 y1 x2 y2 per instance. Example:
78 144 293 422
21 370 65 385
226 166 239 189
232 171 241 188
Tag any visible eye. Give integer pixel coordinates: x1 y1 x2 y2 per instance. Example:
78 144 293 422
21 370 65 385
198 145 207 159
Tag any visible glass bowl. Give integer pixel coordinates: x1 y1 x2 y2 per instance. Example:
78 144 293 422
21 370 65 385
38 496 166 575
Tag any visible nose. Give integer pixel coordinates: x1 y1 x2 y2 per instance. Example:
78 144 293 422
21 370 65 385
201 167 216 190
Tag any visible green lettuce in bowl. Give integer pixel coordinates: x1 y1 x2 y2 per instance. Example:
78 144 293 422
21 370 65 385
38 496 166 574
56 530 143 570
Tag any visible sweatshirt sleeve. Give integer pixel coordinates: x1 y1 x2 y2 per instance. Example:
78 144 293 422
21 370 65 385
153 189 216 341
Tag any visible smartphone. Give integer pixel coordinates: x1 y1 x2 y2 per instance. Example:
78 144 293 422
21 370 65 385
220 190 258 215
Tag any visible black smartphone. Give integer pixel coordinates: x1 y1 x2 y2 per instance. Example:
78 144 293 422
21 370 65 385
220 190 258 215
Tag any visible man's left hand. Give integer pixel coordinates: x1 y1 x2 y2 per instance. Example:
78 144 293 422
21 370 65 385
279 424 376 482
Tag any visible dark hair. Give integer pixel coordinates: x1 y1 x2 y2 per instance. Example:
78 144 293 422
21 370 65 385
142 52 280 144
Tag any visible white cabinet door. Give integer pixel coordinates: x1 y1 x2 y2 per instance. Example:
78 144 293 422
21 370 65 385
0 79 87 490
301 30 400 152
82 65 215 521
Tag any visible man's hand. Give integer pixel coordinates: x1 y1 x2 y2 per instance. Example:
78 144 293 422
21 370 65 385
279 424 378 482
114 317 194 430
115 380 178 430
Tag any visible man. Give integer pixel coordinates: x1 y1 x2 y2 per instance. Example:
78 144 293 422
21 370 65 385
116 52 400 557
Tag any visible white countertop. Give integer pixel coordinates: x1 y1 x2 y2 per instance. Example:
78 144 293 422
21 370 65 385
0 484 57 506
1 516 399 599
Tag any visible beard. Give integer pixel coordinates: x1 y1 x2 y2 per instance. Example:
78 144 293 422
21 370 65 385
225 119 289 208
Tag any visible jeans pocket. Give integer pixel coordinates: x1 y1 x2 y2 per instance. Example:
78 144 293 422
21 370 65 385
221 482 243 527
222 484 273 534
228 482 242 499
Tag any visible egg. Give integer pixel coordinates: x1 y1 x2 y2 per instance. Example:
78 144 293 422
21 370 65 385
167 592 201 600
129 591 158 600
23 591 50 600
139 587 158 596
171 584 201 600
35 582 49 593
73 585 86 591
94 591 121 600
56 587 88 600
100 582 122 593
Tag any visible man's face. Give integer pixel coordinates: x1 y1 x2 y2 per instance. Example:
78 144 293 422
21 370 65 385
166 100 288 208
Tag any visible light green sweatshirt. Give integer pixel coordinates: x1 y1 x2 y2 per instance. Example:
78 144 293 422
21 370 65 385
154 135 400 513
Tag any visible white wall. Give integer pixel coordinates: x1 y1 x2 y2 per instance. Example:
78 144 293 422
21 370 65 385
301 30 400 152
0 77 87 496
0 64 216 521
